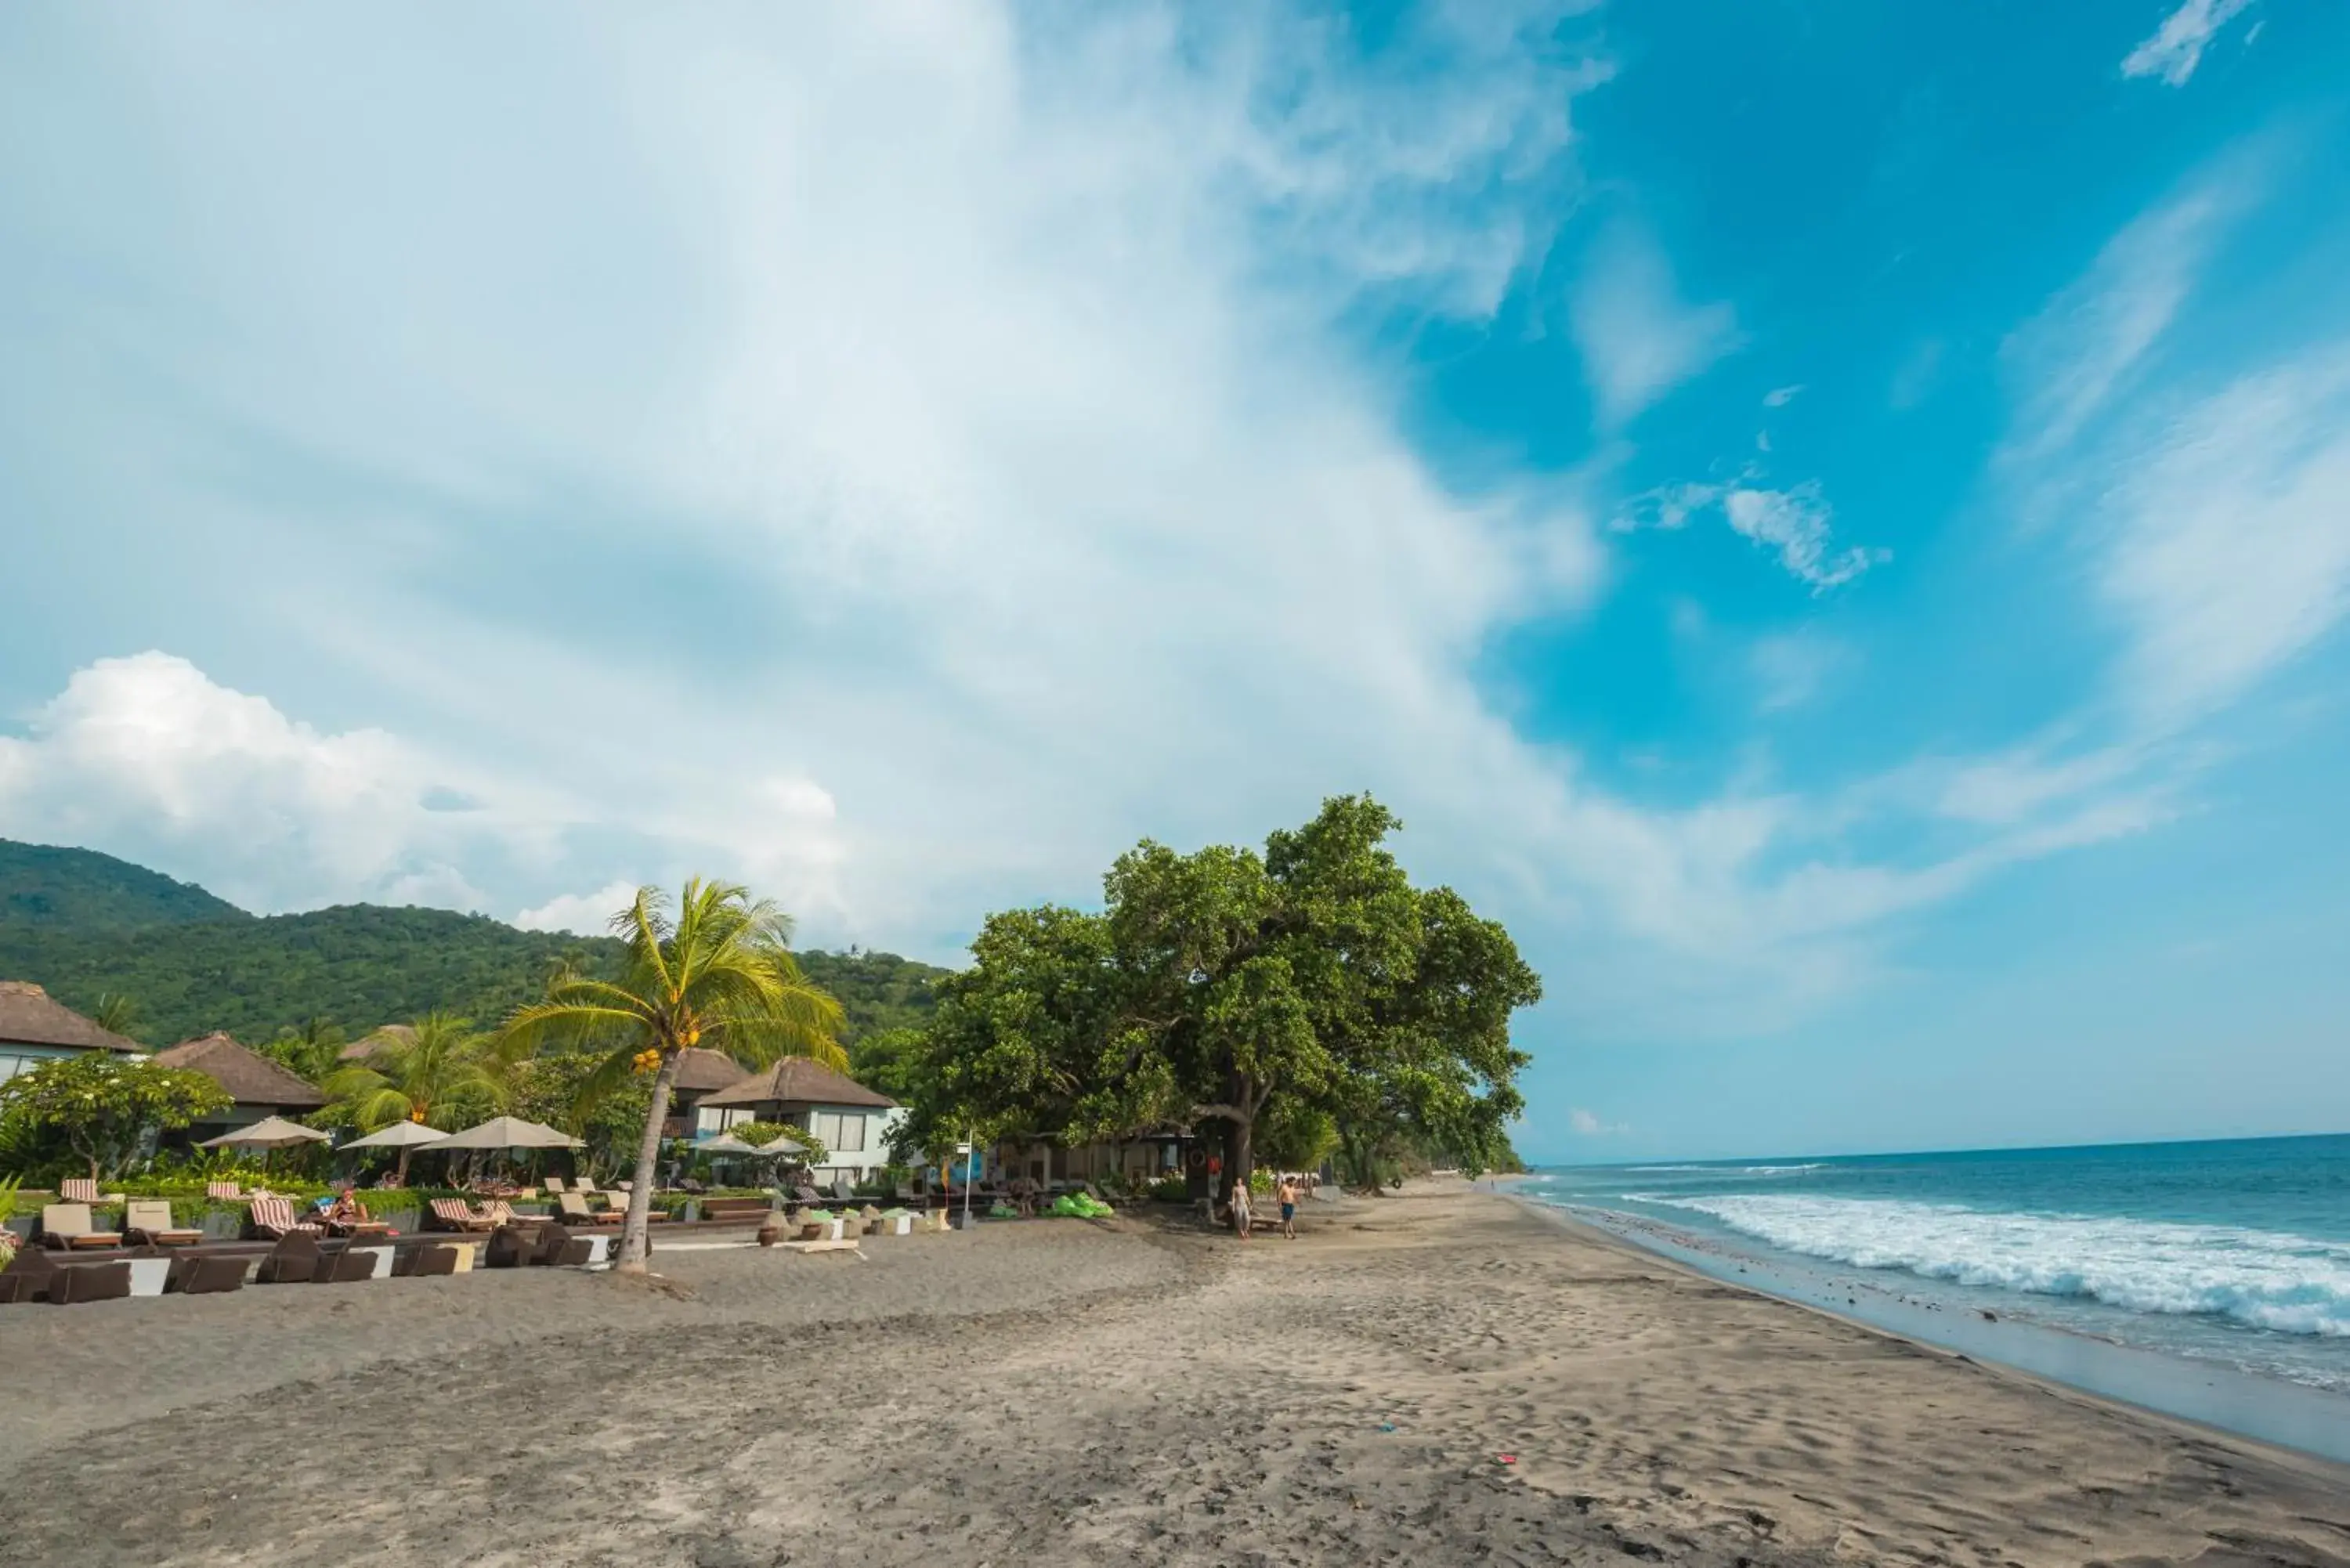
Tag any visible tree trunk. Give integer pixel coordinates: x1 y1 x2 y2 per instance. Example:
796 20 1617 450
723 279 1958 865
617 1051 684 1273
395 1145 413 1185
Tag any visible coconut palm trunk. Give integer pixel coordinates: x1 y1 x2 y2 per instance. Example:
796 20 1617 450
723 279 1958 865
618 1050 685 1270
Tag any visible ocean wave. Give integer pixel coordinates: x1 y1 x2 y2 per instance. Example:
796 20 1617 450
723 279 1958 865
1623 1162 1828 1175
1648 1194 2350 1339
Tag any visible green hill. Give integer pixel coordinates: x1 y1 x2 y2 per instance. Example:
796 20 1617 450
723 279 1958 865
0 839 949 1048
0 840 247 930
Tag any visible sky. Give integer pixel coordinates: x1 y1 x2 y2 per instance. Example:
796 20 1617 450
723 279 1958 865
2 2 2346 1162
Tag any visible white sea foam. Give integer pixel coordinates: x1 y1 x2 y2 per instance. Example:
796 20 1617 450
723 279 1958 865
1623 1163 1827 1175
1646 1194 2350 1339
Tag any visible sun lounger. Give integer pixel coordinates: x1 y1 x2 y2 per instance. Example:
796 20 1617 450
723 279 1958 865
246 1194 324 1241
124 1201 204 1248
0 1245 61 1302
38 1203 125 1252
326 1201 391 1239
205 1181 247 1201
49 1260 134 1304
425 1198 497 1233
60 1177 126 1205
541 1176 569 1195
164 1254 248 1295
256 1233 322 1284
557 1192 620 1226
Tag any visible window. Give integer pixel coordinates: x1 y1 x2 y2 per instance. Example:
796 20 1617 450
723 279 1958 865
833 1112 865 1154
811 1111 841 1149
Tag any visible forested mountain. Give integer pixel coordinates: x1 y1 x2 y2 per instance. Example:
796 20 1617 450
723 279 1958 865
0 839 949 1048
0 840 246 930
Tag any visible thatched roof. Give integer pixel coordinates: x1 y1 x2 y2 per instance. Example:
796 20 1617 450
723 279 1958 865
699 1057 895 1111
671 1047 754 1094
339 1023 414 1061
0 981 143 1053
153 1032 328 1110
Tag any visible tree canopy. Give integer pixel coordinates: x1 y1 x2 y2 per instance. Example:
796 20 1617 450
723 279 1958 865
0 1054 231 1180
899 795 1538 1186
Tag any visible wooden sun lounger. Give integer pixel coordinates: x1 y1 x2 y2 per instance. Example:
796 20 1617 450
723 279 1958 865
426 1198 498 1233
125 1201 204 1248
60 1178 126 1205
38 1203 125 1252
246 1194 324 1241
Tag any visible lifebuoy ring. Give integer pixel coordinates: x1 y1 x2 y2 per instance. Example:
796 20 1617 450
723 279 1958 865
1184 1147 1208 1173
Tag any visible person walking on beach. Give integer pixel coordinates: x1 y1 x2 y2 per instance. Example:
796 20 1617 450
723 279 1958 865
1275 1174 1298 1239
1229 1174 1253 1241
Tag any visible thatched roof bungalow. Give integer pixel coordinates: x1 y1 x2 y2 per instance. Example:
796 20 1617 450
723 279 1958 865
0 981 143 1084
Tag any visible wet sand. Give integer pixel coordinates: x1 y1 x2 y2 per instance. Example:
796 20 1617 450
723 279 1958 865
6 1182 2347 1566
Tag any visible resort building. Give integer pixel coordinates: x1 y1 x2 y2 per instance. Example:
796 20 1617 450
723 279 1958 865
693 1058 902 1188
659 1046 763 1140
0 980 144 1083
150 1031 331 1145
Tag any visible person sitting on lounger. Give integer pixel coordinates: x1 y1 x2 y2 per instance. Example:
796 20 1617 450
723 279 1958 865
323 1190 364 1229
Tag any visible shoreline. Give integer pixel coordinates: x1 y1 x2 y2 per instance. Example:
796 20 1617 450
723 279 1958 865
1502 1187 2350 1469
10 1180 2350 1566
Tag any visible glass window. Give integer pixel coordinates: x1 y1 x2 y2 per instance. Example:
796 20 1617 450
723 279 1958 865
834 1113 865 1153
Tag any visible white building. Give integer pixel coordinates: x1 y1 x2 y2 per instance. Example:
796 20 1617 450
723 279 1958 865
692 1057 902 1189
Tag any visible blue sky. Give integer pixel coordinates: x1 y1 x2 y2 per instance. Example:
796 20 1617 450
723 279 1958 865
2 2 2346 1160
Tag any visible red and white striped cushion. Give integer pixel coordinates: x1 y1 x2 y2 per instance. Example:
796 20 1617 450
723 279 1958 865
61 1178 99 1204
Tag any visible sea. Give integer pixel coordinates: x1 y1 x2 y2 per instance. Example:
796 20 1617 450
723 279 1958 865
1515 1134 2350 1457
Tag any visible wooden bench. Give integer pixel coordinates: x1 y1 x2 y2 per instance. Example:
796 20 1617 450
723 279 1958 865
698 1198 776 1224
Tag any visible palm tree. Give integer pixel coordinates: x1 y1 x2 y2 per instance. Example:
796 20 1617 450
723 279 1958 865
321 1012 519 1183
500 879 846 1273
92 992 139 1040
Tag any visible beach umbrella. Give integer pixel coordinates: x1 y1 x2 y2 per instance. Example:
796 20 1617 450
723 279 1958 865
338 1120 448 1151
752 1133 807 1157
694 1134 766 1157
198 1115 333 1151
421 1116 584 1151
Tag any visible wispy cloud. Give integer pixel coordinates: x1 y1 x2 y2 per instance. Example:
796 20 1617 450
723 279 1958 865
1568 1107 1628 1136
2000 163 2260 465
1750 633 1846 713
1762 384 1804 408
1723 486 1887 592
2121 0 2254 86
1568 220 1741 428
1619 476 1885 592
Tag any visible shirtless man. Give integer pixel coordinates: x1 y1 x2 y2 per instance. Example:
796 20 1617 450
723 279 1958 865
1275 1174 1298 1239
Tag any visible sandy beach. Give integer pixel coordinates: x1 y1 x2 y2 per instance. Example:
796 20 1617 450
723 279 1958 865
8 1182 2347 1567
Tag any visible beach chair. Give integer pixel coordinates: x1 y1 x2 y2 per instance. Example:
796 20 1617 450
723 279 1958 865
124 1200 204 1248
256 1232 322 1284
326 1201 392 1240
246 1194 323 1241
0 1245 61 1302
165 1254 249 1295
206 1180 247 1201
541 1175 569 1195
484 1224 534 1269
557 1192 620 1226
425 1198 497 1233
60 1176 127 1205
38 1203 125 1252
49 1261 134 1304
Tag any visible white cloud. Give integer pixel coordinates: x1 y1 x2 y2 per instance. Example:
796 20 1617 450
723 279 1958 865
1723 486 1888 592
1568 221 1741 428
2121 0 2253 86
2001 164 2258 466
0 653 524 913
2096 345 2350 728
1567 1107 1627 1136
515 880 643 939
1761 384 1804 408
0 5 2222 1048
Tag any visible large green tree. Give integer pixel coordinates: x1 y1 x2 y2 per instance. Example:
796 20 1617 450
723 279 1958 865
906 795 1539 1204
0 1054 230 1180
499 880 846 1273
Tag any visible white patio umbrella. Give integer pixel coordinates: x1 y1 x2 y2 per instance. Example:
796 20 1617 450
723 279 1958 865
693 1134 767 1157
754 1133 807 1157
421 1116 584 1151
198 1115 332 1150
338 1120 448 1151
